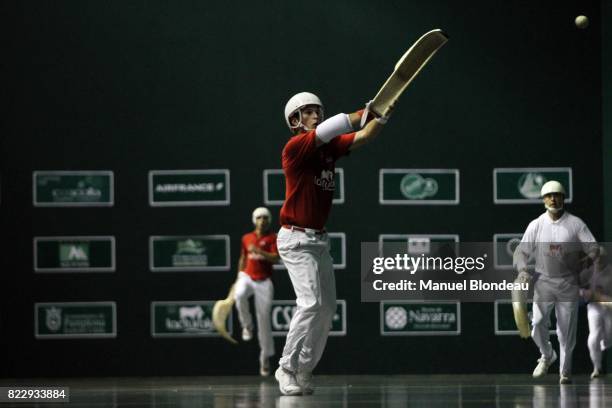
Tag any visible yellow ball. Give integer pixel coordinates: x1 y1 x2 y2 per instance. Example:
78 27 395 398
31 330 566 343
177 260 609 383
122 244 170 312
575 15 589 29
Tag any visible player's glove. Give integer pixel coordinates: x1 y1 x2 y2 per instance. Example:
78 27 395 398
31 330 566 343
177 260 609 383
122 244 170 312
360 100 394 128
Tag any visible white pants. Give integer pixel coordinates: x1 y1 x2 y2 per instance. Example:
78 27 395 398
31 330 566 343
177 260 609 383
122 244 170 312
531 275 579 376
234 271 274 360
587 302 612 371
276 227 336 374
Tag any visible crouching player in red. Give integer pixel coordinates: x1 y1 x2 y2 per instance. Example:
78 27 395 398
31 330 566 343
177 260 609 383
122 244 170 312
235 207 280 376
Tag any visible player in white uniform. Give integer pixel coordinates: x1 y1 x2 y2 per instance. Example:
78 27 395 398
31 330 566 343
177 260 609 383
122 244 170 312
579 247 612 379
514 180 599 384
234 207 279 376
274 92 391 395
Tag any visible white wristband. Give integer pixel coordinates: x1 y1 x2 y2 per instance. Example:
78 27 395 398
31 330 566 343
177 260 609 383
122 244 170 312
360 101 373 128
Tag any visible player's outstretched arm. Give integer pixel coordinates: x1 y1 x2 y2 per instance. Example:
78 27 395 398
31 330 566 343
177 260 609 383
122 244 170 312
349 116 385 150
314 102 391 150
349 102 394 151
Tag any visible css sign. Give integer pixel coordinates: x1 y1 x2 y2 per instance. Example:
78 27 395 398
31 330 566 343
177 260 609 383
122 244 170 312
271 300 346 336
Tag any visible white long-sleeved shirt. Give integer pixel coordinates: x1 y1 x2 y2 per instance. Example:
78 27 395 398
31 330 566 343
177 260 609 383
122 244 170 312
514 211 598 278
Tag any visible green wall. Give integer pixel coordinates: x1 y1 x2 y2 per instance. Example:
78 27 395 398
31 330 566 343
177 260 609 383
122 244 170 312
2 0 605 376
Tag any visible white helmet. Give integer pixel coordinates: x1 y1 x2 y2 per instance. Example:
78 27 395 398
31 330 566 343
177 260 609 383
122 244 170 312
540 180 566 197
284 92 324 130
252 207 272 225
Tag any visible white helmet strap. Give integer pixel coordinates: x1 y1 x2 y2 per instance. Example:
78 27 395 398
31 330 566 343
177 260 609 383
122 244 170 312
289 110 307 131
289 107 321 132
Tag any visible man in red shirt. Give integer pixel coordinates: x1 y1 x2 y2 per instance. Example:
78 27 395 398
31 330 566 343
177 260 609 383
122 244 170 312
274 92 390 395
235 207 280 376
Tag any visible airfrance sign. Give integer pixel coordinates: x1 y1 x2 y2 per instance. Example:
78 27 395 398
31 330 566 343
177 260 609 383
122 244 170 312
149 169 230 206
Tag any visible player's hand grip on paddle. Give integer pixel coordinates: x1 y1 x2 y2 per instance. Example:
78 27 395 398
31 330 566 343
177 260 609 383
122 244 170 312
512 272 531 339
376 101 395 125
360 100 395 128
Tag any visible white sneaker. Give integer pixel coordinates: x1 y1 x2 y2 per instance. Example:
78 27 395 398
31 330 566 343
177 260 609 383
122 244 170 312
259 358 270 377
296 371 314 395
591 369 602 379
559 375 572 384
242 327 253 341
532 350 557 378
275 367 302 396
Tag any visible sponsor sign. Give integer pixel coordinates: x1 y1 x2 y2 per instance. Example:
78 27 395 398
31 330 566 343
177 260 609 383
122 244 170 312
494 300 556 335
263 168 344 205
379 169 459 205
380 301 461 336
271 300 346 336
275 232 346 270
378 234 459 260
150 235 230 272
493 233 536 270
33 171 114 207
149 170 230 206
328 232 347 269
35 302 116 339
151 301 231 338
493 167 572 204
34 236 116 273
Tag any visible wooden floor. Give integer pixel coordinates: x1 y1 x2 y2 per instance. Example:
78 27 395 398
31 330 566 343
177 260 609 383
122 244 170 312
1 374 611 407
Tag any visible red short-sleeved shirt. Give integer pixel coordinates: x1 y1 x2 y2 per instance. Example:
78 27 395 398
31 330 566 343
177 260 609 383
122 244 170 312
279 130 355 230
241 231 278 280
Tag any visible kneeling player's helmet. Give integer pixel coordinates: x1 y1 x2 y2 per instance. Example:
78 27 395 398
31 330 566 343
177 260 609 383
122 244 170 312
284 92 324 130
540 180 566 197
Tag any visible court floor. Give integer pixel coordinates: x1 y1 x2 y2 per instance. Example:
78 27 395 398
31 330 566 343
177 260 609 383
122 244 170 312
1 374 611 407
